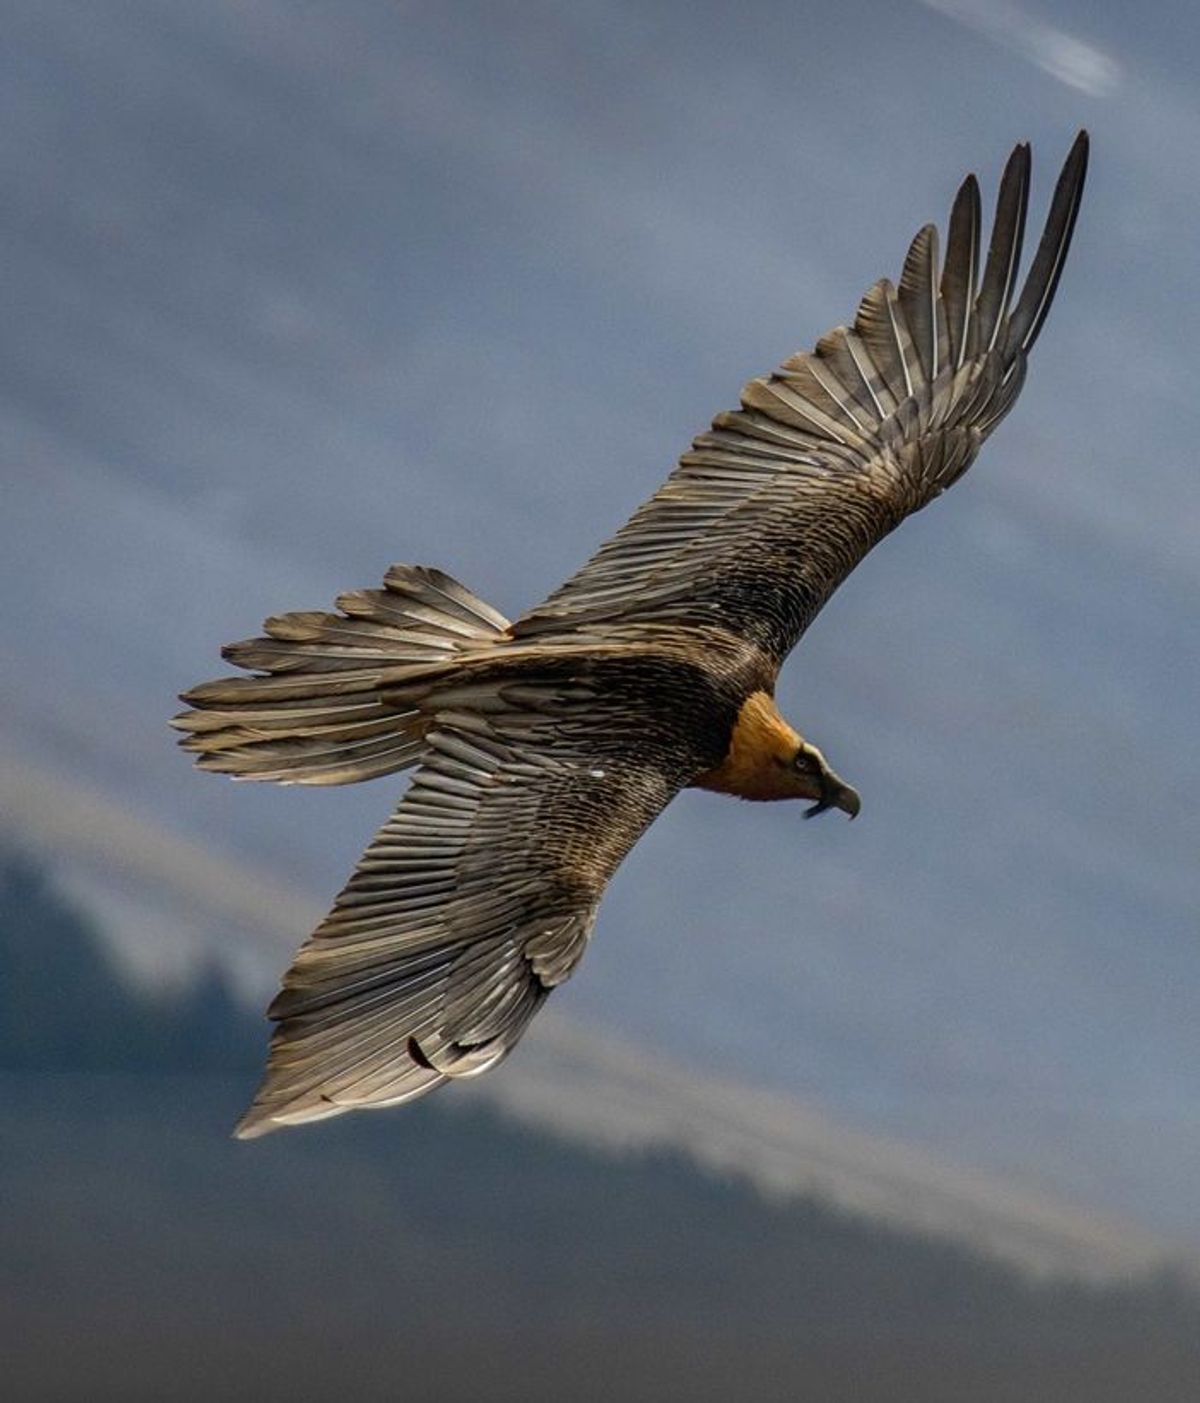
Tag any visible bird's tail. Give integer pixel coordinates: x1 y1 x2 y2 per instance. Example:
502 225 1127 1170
172 565 509 785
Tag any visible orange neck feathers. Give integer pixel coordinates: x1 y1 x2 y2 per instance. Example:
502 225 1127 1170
693 690 805 802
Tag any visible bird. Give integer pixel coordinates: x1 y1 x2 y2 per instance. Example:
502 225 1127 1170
175 133 1089 1138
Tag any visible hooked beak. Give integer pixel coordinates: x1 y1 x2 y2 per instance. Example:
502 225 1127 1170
803 765 861 821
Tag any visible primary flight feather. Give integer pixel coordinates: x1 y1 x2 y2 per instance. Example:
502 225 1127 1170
175 133 1089 1137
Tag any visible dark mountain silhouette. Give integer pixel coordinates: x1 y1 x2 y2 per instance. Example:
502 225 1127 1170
2 849 1198 1401
0 851 258 1072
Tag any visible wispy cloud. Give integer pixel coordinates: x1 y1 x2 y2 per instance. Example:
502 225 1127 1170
920 0 1121 96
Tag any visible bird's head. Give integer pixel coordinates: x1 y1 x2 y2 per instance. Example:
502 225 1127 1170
694 691 861 815
790 740 861 820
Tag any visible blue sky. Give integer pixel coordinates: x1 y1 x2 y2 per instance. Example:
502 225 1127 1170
1 0 1197 1237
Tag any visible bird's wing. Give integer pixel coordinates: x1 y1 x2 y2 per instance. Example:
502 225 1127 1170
514 134 1087 663
235 694 683 1137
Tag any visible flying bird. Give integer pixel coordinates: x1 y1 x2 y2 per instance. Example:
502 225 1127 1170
176 133 1089 1138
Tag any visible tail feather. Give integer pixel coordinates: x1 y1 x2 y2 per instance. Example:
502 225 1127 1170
344 563 509 636
173 565 509 786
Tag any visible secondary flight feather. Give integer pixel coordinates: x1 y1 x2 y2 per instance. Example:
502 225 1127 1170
175 133 1089 1137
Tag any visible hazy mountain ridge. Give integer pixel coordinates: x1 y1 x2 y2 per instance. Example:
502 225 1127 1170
2 854 1198 1403
0 852 257 1073
0 813 1187 1286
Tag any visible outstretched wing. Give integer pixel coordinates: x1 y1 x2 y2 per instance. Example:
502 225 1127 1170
235 697 684 1137
514 134 1088 662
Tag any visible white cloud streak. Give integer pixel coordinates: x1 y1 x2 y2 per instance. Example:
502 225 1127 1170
920 0 1121 96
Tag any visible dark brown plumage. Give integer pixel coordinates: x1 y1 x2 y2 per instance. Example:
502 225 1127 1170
174 134 1088 1137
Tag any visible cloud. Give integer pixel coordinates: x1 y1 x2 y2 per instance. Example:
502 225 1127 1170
920 0 1121 96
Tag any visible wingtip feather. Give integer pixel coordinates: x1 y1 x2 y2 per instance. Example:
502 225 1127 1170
1003 129 1089 357
941 172 981 371
972 140 1031 357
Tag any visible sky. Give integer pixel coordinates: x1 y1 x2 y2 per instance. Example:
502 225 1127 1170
1 0 1197 1240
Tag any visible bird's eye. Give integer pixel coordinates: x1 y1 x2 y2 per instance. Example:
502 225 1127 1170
794 749 816 773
